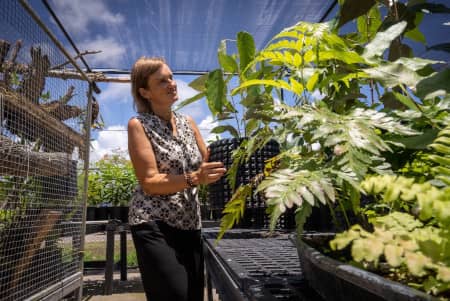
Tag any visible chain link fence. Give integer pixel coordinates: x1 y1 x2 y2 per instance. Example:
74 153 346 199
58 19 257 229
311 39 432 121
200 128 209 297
0 1 93 300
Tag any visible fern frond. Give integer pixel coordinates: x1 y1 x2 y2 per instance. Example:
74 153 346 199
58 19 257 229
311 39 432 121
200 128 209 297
217 184 251 241
428 125 450 186
256 167 335 230
277 104 417 182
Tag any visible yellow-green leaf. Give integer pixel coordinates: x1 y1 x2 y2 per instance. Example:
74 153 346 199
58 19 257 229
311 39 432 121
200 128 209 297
232 79 290 95
437 266 450 282
384 244 404 267
306 72 320 91
290 78 304 95
352 238 384 263
405 251 431 277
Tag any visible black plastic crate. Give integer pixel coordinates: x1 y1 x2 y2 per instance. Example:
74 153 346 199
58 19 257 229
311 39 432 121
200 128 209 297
207 138 287 229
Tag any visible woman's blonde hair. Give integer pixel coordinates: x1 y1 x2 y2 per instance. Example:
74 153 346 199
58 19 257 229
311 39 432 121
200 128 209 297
130 56 166 113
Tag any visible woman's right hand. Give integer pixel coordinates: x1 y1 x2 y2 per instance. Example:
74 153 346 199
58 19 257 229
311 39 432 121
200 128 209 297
194 161 226 185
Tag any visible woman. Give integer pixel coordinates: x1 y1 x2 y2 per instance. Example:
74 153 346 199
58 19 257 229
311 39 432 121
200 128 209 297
127 57 226 301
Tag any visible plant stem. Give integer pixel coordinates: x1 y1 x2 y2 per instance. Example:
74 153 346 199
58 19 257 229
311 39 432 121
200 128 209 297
230 94 242 137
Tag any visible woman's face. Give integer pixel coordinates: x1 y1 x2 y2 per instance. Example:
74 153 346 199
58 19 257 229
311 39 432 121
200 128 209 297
143 64 178 107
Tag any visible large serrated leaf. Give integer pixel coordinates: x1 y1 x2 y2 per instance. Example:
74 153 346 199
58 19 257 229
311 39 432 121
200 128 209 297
338 0 376 28
363 21 407 61
237 31 255 73
416 69 450 100
356 4 381 42
365 61 423 88
189 73 209 91
211 125 240 138
175 92 205 111
205 69 226 115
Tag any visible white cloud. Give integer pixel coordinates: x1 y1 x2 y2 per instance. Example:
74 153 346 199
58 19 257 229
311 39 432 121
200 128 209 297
90 125 128 162
98 82 131 104
50 0 124 36
79 36 126 66
198 115 220 143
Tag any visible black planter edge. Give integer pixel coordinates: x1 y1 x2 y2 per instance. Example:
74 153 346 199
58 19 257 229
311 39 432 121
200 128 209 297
294 234 437 301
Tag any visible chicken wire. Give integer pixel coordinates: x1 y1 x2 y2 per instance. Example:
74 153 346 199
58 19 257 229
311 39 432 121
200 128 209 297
0 1 92 300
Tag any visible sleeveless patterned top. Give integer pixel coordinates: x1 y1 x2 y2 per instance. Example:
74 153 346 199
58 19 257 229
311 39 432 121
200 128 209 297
128 112 203 230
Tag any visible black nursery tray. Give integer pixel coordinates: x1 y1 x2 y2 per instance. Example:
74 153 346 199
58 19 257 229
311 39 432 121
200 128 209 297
202 228 324 301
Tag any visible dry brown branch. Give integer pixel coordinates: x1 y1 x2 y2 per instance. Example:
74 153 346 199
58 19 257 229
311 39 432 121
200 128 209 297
51 49 101 70
0 135 73 176
1 61 130 83
0 40 10 65
0 39 127 85
39 86 83 121
17 46 50 103
59 84 75 105
91 96 99 124
10 40 22 63
44 69 130 83
0 87 85 157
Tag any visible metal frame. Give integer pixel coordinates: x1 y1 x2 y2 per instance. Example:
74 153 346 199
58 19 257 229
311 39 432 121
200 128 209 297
203 238 248 301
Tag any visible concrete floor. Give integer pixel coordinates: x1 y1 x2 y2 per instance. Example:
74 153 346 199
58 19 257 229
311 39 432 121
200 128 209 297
87 293 146 301
82 271 219 301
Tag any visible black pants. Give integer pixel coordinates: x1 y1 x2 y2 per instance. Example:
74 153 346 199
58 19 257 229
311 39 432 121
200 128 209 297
131 221 204 301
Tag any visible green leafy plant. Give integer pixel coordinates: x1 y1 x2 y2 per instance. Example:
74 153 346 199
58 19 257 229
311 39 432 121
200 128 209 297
83 151 137 207
212 0 449 238
182 0 449 248
330 123 450 295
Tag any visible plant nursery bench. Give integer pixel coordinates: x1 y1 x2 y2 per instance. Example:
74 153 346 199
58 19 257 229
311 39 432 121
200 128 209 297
85 219 129 295
202 228 324 301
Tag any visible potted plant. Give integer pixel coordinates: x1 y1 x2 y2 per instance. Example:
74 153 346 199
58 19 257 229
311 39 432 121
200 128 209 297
186 0 450 298
85 167 106 220
86 151 137 222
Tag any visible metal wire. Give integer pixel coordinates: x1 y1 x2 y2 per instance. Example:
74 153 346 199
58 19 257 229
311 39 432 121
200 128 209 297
0 1 90 299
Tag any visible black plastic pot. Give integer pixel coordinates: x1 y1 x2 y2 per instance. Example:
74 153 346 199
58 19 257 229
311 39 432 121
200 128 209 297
294 233 436 301
109 206 129 223
86 206 96 221
94 207 109 220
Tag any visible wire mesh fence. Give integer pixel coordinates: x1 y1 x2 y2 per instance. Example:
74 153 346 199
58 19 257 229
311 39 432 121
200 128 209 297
0 1 91 300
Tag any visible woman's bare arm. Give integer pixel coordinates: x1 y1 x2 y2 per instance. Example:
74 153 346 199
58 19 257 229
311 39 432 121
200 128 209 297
128 117 226 195
128 118 188 195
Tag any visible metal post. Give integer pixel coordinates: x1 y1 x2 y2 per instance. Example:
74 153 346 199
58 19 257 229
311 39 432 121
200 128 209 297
206 269 213 301
77 83 94 300
104 222 116 295
120 229 127 281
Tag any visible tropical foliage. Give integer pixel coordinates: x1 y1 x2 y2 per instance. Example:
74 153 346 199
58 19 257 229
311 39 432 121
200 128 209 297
182 0 450 295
